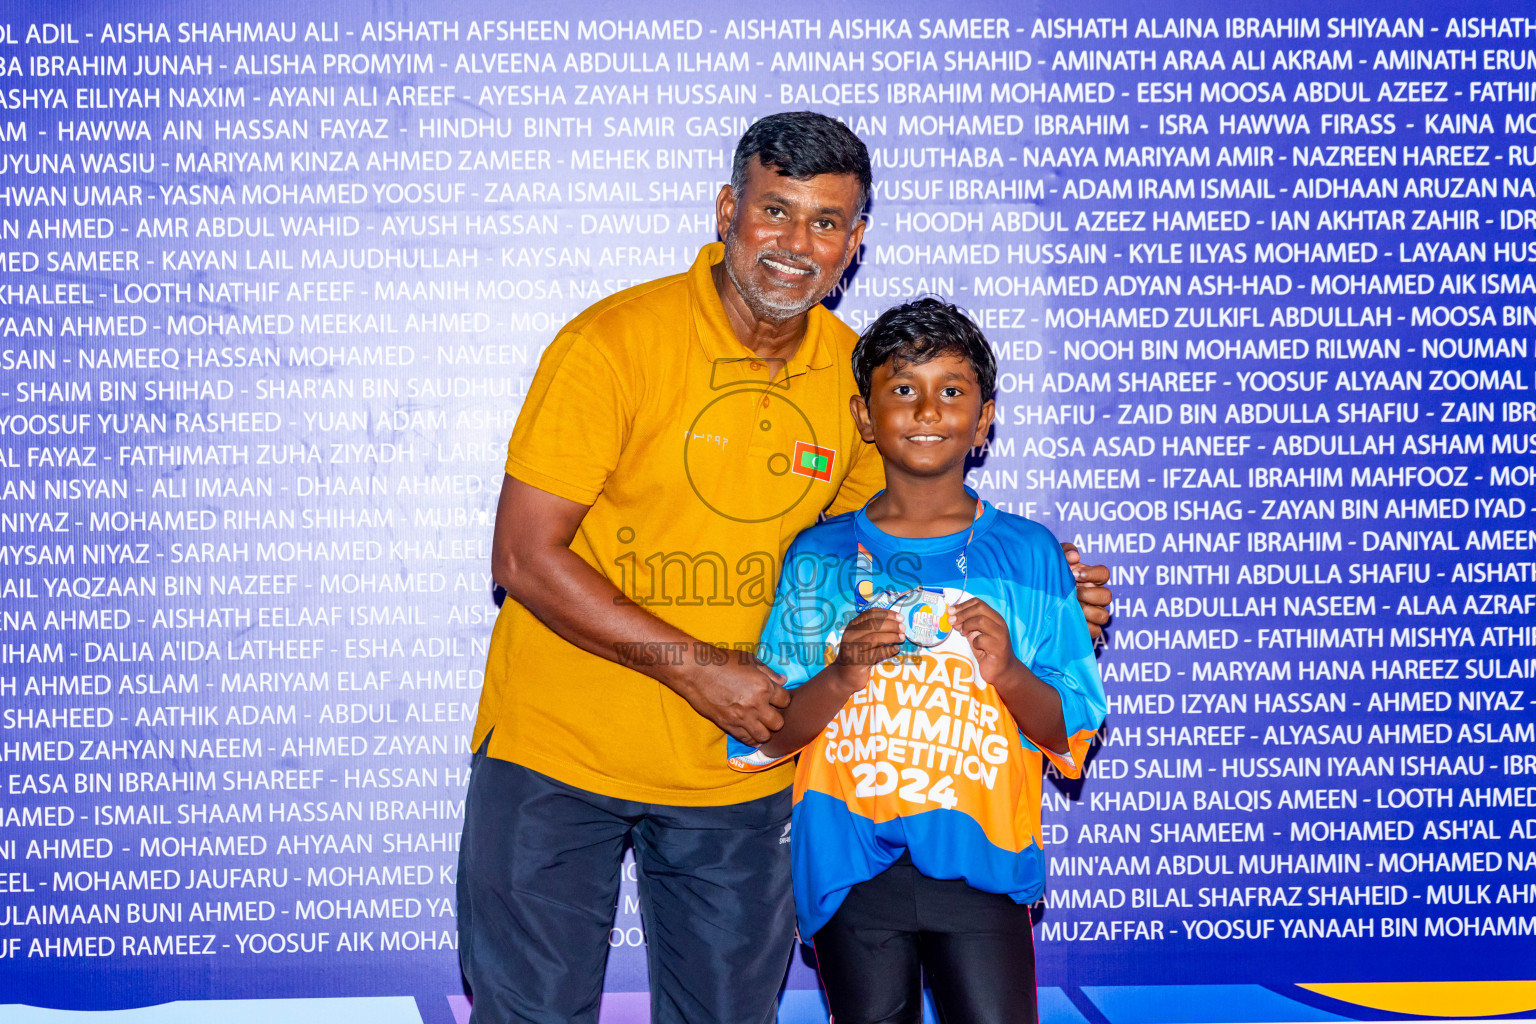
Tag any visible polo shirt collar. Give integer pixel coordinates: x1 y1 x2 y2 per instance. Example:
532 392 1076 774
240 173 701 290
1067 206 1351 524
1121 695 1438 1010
687 242 834 379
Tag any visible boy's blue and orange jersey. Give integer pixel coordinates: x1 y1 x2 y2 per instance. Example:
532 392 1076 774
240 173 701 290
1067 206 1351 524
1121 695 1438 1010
728 498 1106 938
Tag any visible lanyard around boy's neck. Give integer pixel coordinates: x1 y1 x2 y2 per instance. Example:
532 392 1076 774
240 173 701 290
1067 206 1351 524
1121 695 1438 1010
854 497 984 646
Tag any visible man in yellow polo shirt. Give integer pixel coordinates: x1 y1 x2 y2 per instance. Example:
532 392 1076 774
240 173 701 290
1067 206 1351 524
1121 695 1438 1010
458 112 1113 1024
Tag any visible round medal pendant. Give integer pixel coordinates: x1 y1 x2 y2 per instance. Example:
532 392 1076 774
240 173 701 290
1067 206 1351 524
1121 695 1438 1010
896 588 952 647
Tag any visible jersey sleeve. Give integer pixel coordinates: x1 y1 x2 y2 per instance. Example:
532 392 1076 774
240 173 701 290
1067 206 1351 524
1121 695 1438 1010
726 538 840 772
1012 543 1107 780
824 435 884 516
504 328 634 506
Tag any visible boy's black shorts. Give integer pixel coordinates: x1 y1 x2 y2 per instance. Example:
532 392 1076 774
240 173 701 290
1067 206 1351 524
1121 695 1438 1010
813 851 1039 1024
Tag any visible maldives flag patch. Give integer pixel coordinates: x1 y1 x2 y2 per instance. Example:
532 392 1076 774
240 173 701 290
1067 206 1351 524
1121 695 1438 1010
792 441 836 481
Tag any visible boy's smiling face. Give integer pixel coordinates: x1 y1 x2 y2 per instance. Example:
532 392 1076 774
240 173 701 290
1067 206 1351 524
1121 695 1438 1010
851 351 995 481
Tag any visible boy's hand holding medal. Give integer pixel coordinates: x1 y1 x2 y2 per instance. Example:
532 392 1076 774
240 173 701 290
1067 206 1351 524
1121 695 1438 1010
829 607 904 694
951 597 1022 690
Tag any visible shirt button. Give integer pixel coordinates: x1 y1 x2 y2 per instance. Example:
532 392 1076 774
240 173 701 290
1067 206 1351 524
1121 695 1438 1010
761 397 770 408
748 360 763 371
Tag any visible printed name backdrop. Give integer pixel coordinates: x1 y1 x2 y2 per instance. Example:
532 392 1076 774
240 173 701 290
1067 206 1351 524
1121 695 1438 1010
0 0 1534 1020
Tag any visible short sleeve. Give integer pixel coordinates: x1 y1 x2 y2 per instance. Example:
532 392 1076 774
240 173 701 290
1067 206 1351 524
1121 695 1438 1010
505 330 633 506
726 539 842 772
1011 544 1106 779
824 435 884 516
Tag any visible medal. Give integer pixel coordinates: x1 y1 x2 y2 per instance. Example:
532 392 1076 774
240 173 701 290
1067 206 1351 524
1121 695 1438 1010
854 497 983 647
899 589 952 647
860 587 952 647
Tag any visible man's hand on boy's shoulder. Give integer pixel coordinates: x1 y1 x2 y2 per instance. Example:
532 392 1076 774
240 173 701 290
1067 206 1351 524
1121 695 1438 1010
1062 542 1112 641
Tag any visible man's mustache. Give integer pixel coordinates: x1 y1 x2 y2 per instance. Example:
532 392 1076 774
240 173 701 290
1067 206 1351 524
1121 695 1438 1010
756 250 820 278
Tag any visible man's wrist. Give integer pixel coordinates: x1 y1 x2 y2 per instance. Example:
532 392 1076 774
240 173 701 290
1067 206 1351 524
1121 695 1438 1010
658 657 698 694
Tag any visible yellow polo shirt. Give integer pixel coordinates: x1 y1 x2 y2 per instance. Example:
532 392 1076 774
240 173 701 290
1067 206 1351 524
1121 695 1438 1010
473 243 885 805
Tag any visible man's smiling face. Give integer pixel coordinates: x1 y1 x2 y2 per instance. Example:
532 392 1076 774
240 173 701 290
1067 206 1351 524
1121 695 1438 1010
716 156 866 323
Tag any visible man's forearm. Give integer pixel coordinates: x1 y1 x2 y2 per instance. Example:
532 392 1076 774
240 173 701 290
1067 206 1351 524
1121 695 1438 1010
490 474 790 745
498 541 701 687
489 473 707 686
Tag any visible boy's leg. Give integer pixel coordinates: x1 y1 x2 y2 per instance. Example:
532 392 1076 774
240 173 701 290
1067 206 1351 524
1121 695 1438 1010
912 875 1039 1024
629 787 795 1024
458 755 635 1024
811 858 925 1024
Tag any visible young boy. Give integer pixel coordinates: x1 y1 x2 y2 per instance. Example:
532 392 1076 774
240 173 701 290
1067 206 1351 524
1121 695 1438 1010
728 298 1106 1023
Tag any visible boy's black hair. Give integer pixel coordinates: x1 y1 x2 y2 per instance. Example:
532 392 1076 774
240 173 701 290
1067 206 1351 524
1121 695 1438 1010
852 297 997 401
731 111 872 211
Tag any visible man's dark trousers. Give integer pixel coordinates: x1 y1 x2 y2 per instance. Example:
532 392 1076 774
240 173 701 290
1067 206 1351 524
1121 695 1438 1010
458 751 797 1024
